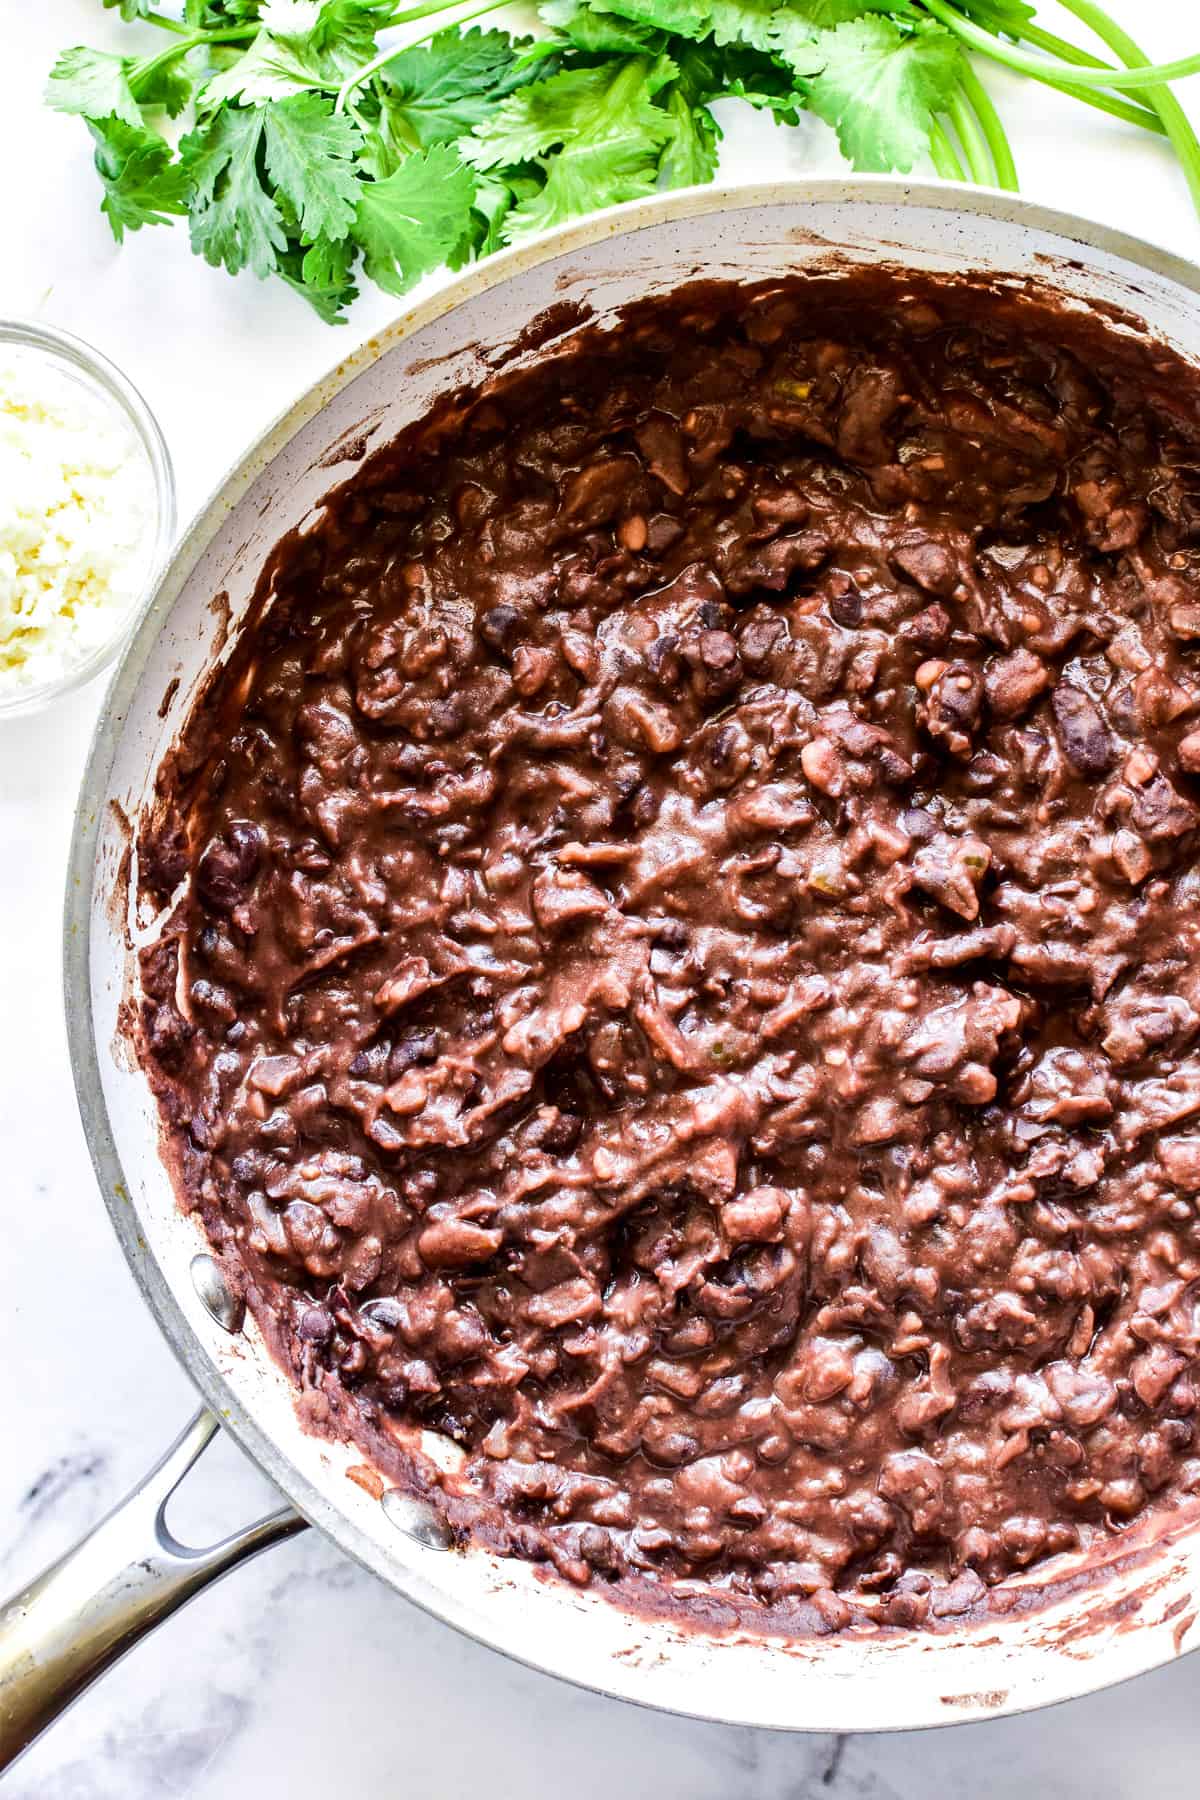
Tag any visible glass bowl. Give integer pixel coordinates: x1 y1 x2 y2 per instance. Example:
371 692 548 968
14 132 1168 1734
0 319 176 720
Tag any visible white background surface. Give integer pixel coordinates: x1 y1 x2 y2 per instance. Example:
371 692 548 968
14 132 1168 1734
4 4 1200 1794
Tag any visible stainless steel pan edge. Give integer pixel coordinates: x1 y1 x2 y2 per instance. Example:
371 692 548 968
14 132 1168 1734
54 179 1200 1739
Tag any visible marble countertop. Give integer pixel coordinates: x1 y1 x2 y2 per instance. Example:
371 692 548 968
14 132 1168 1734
5 3 1200 1793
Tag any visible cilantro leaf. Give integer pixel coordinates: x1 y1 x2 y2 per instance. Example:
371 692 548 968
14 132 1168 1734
352 117 396 182
538 0 661 54
279 232 360 320
47 48 144 129
86 117 191 241
504 135 659 239
658 83 720 185
289 0 397 63
470 171 519 254
103 0 155 18
551 0 786 55
380 28 528 152
352 143 476 295
723 76 804 123
469 54 673 171
186 0 266 20
706 0 779 55
180 106 288 276
807 16 961 171
467 53 676 242
467 64 606 169
133 51 199 119
788 0 917 22
201 34 320 107
764 15 826 79
768 0 918 76
588 0 711 38
501 58 677 239
449 168 543 266
657 40 728 180
672 35 806 120
203 1 398 106
955 0 1035 26
263 93 361 240
262 0 394 77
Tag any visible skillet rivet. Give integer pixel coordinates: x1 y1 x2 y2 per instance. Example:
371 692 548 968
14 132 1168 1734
190 1253 246 1334
380 1488 453 1551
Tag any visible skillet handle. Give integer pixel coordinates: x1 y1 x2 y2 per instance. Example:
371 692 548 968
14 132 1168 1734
0 1409 305 1773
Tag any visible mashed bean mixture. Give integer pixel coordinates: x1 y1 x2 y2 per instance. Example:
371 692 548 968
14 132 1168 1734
141 275 1200 1625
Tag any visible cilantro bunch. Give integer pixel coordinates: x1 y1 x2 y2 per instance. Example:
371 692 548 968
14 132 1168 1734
48 0 1200 324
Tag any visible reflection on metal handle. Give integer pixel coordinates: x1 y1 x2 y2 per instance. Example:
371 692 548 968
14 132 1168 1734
0 1410 306 1773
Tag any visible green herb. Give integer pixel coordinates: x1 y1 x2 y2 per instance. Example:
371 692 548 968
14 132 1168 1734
468 55 682 239
354 140 475 289
373 27 530 147
87 116 193 239
180 105 288 275
47 0 1200 322
806 16 961 171
48 47 149 128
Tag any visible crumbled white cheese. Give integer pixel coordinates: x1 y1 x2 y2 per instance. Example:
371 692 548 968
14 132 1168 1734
0 350 157 696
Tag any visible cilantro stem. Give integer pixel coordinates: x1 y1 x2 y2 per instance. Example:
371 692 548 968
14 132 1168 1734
129 28 253 93
130 19 258 90
129 41 197 88
1005 21 1109 69
334 0 506 114
950 7 1166 133
947 85 992 186
924 1 1200 91
929 117 966 182
383 0 498 26
347 99 374 138
1056 0 1200 216
962 5 1114 69
1022 72 1166 135
141 13 192 36
161 27 257 48
957 61 1017 189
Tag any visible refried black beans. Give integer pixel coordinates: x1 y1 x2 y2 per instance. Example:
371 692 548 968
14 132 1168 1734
140 273 1200 1626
